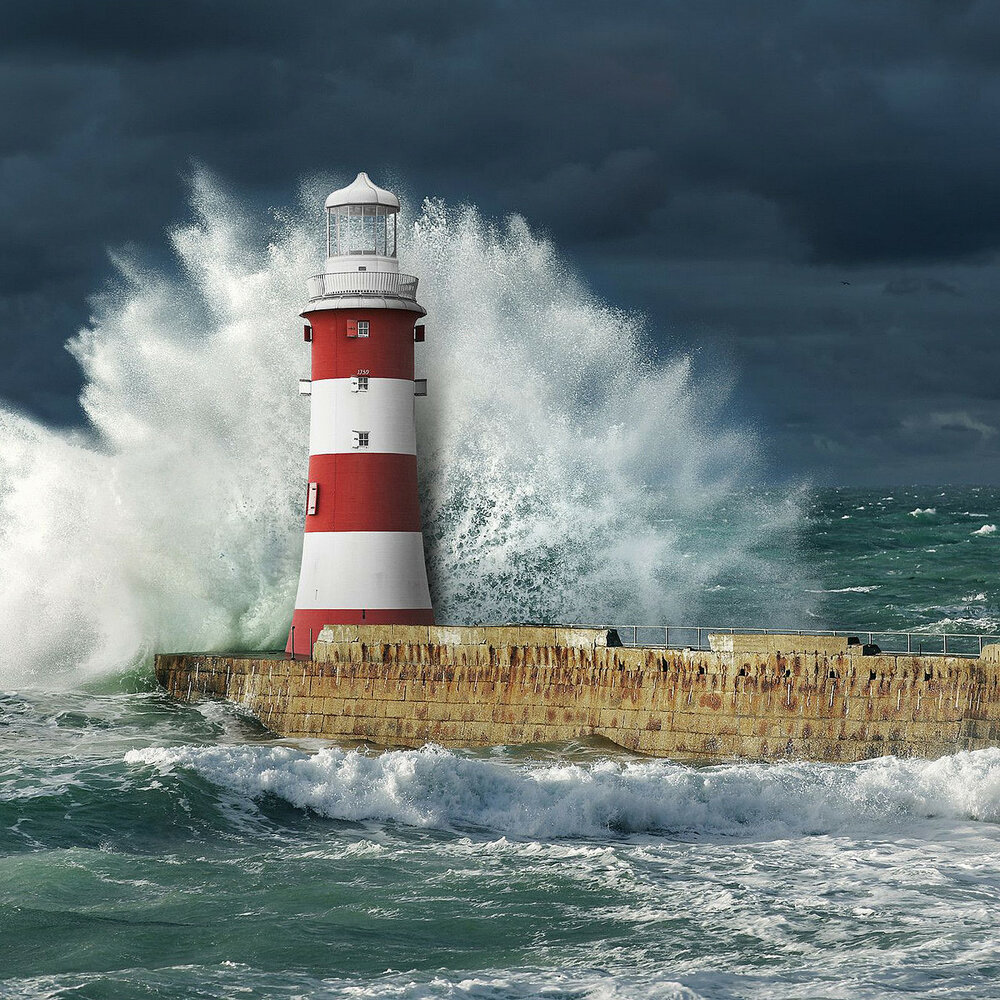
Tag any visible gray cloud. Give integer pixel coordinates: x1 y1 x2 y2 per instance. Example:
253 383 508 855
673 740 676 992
903 411 998 440
1 0 999 478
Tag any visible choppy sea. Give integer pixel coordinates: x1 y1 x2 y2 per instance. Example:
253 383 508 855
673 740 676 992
2 183 999 997
4 485 1000 1000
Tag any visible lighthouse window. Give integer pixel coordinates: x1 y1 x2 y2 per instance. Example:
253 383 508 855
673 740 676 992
329 205 397 256
353 430 370 449
362 206 377 252
357 376 369 391
330 207 348 256
343 205 378 254
356 320 370 338
376 211 388 256
338 205 376 255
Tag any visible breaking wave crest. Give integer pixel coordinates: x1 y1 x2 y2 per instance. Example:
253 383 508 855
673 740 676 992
126 743 1000 840
0 172 805 686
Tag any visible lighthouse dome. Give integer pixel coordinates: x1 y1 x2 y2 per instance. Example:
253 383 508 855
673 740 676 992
325 172 400 211
323 171 402 265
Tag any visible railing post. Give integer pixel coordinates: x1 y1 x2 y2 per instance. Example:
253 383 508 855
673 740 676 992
868 632 873 647
697 627 703 649
943 633 948 656
907 632 911 654
665 626 670 647
289 627 294 660
632 625 637 646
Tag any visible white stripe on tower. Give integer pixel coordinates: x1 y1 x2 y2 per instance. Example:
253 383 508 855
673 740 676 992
308 378 417 456
294 532 432 609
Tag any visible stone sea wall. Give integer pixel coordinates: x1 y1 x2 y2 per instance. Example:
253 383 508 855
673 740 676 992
154 624 1000 761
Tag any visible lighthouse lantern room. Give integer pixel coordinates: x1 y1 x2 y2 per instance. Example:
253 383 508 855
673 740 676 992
287 172 434 656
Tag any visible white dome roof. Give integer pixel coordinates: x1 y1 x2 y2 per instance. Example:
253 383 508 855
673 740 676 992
325 172 400 211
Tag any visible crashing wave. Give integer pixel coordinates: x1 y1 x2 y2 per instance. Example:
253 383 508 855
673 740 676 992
126 743 1000 840
0 173 806 685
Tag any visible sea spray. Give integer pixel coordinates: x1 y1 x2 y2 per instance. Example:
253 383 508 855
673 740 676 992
0 172 806 685
408 200 806 625
0 176 307 685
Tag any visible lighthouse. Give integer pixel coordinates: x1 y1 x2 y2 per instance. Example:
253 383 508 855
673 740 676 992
287 172 434 656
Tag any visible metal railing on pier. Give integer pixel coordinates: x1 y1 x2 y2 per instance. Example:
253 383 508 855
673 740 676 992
307 270 419 301
561 624 999 658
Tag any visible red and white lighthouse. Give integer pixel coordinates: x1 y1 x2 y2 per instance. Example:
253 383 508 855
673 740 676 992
287 172 434 655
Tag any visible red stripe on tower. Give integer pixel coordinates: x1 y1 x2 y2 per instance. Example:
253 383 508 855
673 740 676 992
304 454 422 533
286 172 433 656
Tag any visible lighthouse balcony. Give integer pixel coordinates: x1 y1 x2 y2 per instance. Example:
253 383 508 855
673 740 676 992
307 270 419 303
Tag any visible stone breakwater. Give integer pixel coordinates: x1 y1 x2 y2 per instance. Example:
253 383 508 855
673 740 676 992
155 625 1000 761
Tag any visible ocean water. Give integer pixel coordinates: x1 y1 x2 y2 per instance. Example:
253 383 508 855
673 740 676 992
800 488 1000 637
3 179 1000 997
6 670 1000 1000
647 485 1000 645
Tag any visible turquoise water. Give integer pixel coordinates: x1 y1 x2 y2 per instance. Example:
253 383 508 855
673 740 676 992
800 486 1000 635
4 486 1000 999
694 485 1000 639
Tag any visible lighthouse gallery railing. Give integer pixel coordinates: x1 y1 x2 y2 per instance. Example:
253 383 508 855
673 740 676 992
307 271 419 301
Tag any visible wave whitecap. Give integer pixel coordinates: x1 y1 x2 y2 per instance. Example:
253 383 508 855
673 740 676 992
125 743 1000 840
806 585 880 594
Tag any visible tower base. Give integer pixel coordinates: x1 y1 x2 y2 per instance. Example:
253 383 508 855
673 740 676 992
286 608 435 656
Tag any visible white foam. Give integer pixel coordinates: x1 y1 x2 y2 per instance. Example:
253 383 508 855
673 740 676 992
0 964 705 1000
916 613 1000 634
806 585 880 594
909 507 937 516
125 743 1000 840
972 524 997 537
0 174 807 685
302 969 703 1000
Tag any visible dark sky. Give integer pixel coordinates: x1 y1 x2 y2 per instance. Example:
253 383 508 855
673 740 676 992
3 0 1000 484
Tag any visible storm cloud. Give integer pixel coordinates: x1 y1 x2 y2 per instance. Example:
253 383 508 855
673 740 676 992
2 0 1000 482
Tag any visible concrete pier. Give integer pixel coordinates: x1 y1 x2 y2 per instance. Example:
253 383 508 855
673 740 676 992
155 625 1000 761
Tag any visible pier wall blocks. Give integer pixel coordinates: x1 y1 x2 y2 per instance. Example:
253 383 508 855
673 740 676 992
153 628 1000 761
